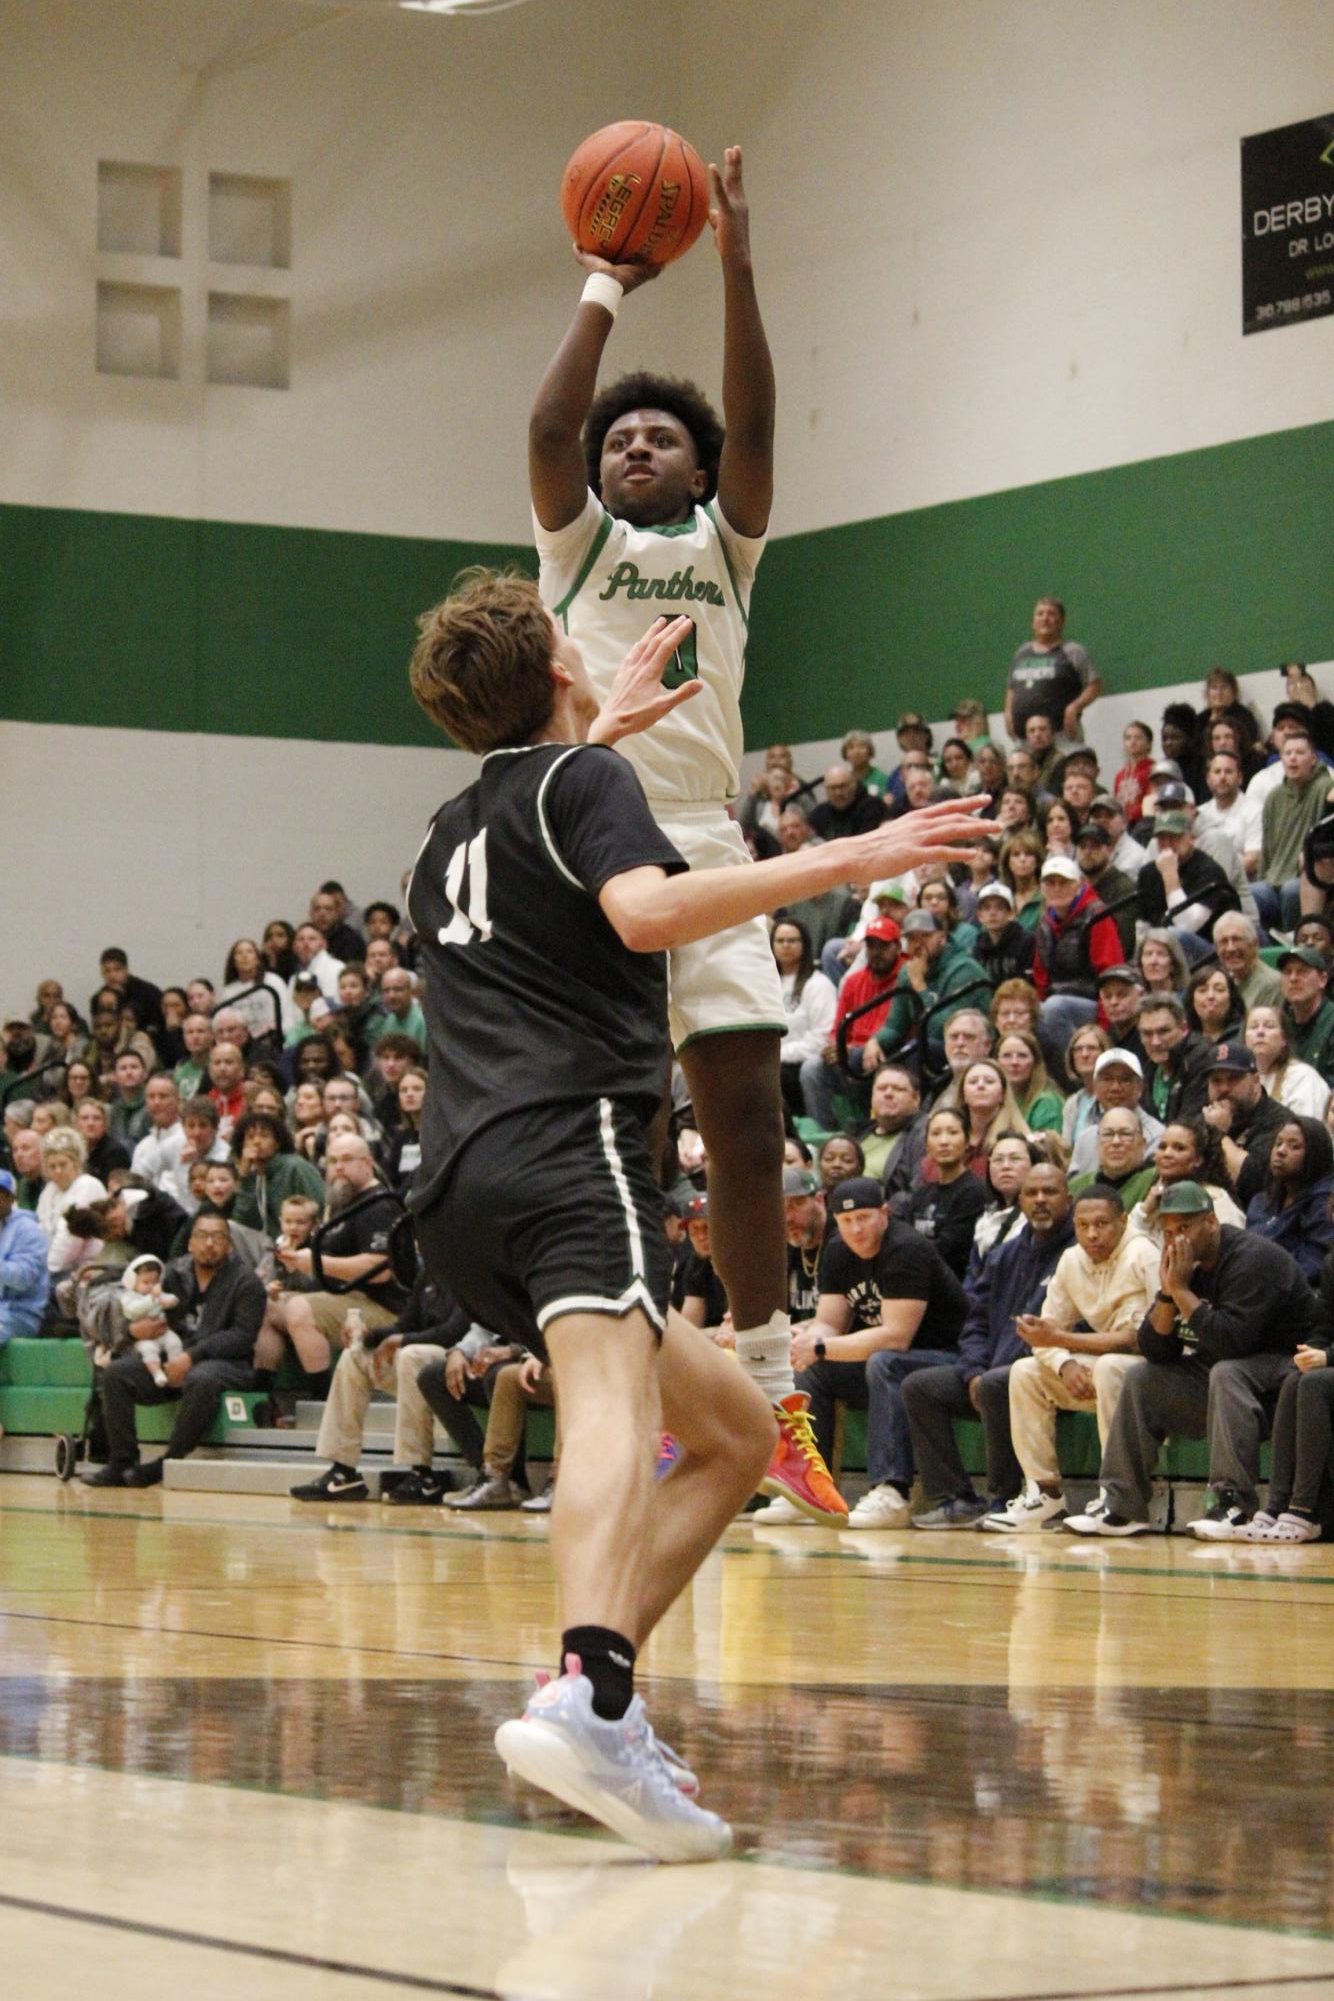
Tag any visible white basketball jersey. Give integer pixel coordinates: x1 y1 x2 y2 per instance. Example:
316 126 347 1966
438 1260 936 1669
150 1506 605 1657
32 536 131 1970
533 489 765 805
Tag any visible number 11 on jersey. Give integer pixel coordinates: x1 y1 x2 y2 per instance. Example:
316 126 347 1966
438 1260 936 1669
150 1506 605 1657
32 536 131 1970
439 830 492 946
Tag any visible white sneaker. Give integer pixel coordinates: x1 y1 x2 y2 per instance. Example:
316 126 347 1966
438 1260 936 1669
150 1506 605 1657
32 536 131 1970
978 1482 1067 1533
495 1670 730 1863
750 1495 810 1525
846 1483 912 1530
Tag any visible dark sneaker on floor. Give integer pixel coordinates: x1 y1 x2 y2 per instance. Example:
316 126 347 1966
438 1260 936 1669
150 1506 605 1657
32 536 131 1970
383 1468 450 1507
80 1463 130 1488
123 1459 165 1487
445 1473 527 1511
1065 1507 1151 1536
290 1466 369 1502
912 1496 989 1530
1190 1490 1253 1542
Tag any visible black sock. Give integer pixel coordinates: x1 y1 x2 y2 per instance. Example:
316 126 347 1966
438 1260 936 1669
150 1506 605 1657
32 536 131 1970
333 1461 358 1479
561 1625 637 1720
253 1368 275 1392
1289 1505 1316 1520
308 1368 333 1401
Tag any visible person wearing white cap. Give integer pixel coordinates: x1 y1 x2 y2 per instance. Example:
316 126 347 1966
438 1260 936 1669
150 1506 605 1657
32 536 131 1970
1069 1049 1165 1176
973 881 1036 988
1031 852 1123 1083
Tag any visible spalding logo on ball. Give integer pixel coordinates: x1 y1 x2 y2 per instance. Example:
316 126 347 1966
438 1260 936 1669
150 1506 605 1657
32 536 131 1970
561 121 710 268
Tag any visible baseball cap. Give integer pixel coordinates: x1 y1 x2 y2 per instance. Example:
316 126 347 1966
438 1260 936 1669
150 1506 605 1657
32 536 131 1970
1150 759 1184 781
0 1168 15 1195
1040 855 1080 882
976 881 1014 907
1075 821 1111 845
782 1166 820 1197
869 880 909 906
308 997 336 1026
828 1176 887 1214
864 917 902 945
900 910 940 936
1093 1048 1143 1080
1091 793 1123 815
1278 945 1329 973
1097 963 1144 987
681 1192 709 1221
1205 1040 1257 1075
292 972 320 991
1273 702 1314 731
1154 811 1191 835
1153 781 1191 806
1159 1180 1212 1215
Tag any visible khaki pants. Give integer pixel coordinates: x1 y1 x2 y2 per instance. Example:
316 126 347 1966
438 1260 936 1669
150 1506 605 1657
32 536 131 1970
1009 1351 1143 1489
316 1339 443 1469
483 1361 557 1475
302 1289 400 1347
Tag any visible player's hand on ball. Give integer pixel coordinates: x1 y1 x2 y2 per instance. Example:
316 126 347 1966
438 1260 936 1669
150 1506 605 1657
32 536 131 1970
708 146 751 267
587 615 702 746
572 246 661 295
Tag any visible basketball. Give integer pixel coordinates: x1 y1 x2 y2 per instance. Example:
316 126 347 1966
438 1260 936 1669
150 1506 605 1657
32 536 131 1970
560 121 710 268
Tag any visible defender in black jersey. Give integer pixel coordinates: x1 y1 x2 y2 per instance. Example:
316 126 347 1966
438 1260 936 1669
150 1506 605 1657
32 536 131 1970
405 568 997 1862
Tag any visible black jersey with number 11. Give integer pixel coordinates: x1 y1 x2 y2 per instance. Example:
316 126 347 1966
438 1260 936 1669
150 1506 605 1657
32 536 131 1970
406 742 686 1216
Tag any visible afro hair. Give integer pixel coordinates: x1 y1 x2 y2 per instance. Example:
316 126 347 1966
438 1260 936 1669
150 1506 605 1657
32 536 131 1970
582 371 725 504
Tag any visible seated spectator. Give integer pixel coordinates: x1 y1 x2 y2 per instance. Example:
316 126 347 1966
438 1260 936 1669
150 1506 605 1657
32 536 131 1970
30 1101 72 1137
290 921 344 1000
231 1111 326 1236
970 1133 1044 1274
1296 913 1334 958
1005 596 1102 747
938 738 974 796
37 1130 106 1274
903 1163 1075 1527
316 1076 382 1158
1137 994 1213 1126
3 1016 56 1096
1243 1115 1334 1286
206 1041 247 1139
998 831 1045 932
1113 720 1155 826
799 920 902 1132
972 744 1009 799
890 1108 987 1278
364 937 401 988
972 884 1035 987
740 760 802 841
367 1033 422 1132
290 1275 473 1505
1200 1039 1291 1209
984 1184 1158 1531
219 938 290 1044
82 1212 265 1488
125 1073 189 1209
1069 1045 1165 1173
1196 749 1262 879
1276 945 1334 1082
1073 821 1137 959
374 966 426 1050
383 1068 426 1191
1185 965 1244 1048
1198 667 1261 757
1059 753 1100 822
1136 928 1190 1000
185 978 216 1018
1068 1182 1318 1537
1245 1004 1331 1121
1095 965 1148 1075
92 947 163 1038
677 1193 729 1334
1006 745 1048 801
816 1134 866 1193
885 752 936 822
173 1012 215 1102
916 874 979 957
1297 814 1334 925
950 698 991 748
106 1049 151 1151
9 1126 45 1210
289 1081 327 1160
1069 1108 1157 1210
178 1095 229 1193
880 911 989 1073
413 1333 553 1511
336 963 387 1048
324 1020 371 1090
771 920 838 1121
774 815 861 956
954 840 1003 924
1126 1120 1244 1241
261 920 299 982
1159 703 1207 800
1037 798 1075 861
262 1134 409 1392
780 1165 828 1329
854 1064 921 1184
0 1167 51 1341
886 714 933 805
841 729 888 799
1032 855 1121 1078
1138 811 1240 950
994 1030 1064 1134
810 761 886 841
790 1175 968 1527
955 1059 1031 1175
1022 713 1062 791
308 886 364 965
990 978 1041 1041
1249 1302 1334 1543
1256 727 1333 933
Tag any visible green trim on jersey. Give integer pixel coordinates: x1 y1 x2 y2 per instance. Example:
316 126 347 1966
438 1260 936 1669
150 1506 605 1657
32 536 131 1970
705 502 749 632
640 519 701 538
554 510 615 627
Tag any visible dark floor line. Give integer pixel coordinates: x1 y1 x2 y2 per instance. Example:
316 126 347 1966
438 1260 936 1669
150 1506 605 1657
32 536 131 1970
945 1972 1334 2001
0 1888 511 1999
0 1606 533 1674
9 1497 1333 1590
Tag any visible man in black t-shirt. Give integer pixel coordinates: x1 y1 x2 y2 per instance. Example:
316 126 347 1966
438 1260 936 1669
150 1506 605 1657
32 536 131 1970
266 1134 408 1393
401 567 996 1864
783 1167 827 1325
678 1194 730 1333
791 1177 968 1530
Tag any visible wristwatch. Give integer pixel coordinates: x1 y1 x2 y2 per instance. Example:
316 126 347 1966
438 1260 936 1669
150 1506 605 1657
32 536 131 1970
814 1339 827 1361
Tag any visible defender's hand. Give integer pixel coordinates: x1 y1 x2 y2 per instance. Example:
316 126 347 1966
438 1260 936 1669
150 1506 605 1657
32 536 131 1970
587 617 701 746
708 146 752 268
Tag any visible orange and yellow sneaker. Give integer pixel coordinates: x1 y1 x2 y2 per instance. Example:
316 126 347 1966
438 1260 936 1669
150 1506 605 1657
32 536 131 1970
760 1393 847 1523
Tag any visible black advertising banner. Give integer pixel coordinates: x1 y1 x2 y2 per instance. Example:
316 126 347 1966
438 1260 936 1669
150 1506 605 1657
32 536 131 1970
1241 112 1334 334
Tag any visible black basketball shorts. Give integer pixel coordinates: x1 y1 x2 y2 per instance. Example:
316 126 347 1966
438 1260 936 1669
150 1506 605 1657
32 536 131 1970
412 1097 673 1356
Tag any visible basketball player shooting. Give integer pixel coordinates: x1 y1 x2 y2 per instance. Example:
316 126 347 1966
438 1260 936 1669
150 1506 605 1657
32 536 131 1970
405 571 997 1860
529 144 844 1521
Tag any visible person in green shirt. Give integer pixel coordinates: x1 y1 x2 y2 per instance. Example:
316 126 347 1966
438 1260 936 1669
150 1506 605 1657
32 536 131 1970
1258 729 1334 932
173 1010 215 1103
231 1112 326 1237
1277 947 1334 1083
842 729 890 800
995 1029 1065 1132
370 967 426 1052
1067 1108 1157 1211
881 911 990 1067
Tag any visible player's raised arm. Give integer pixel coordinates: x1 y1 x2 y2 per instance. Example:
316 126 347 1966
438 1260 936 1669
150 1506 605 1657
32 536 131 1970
710 147 774 539
529 252 661 532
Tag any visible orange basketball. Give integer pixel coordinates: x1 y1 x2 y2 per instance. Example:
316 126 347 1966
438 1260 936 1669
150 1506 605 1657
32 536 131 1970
561 121 710 268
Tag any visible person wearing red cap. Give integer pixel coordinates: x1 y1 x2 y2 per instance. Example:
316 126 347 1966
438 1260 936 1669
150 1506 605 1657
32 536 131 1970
799 919 902 1131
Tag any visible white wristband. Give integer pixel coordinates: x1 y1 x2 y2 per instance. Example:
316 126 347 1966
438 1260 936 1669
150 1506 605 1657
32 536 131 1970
580 272 623 320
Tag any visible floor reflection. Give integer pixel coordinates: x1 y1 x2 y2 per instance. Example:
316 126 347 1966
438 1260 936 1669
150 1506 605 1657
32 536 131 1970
2 1672 1331 1932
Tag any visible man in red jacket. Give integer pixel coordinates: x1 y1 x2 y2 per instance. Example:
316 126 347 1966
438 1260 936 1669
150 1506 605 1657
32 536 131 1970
1032 855 1122 1082
800 918 901 1130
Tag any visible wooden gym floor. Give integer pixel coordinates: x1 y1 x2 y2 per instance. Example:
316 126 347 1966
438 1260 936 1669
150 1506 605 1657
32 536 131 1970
2 1473 1334 2000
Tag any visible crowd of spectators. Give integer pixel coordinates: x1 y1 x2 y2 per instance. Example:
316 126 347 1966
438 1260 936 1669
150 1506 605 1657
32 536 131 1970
4 610 1334 1540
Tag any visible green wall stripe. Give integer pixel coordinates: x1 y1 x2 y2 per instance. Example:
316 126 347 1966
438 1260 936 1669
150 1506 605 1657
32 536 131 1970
741 420 1334 747
2 419 1330 751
